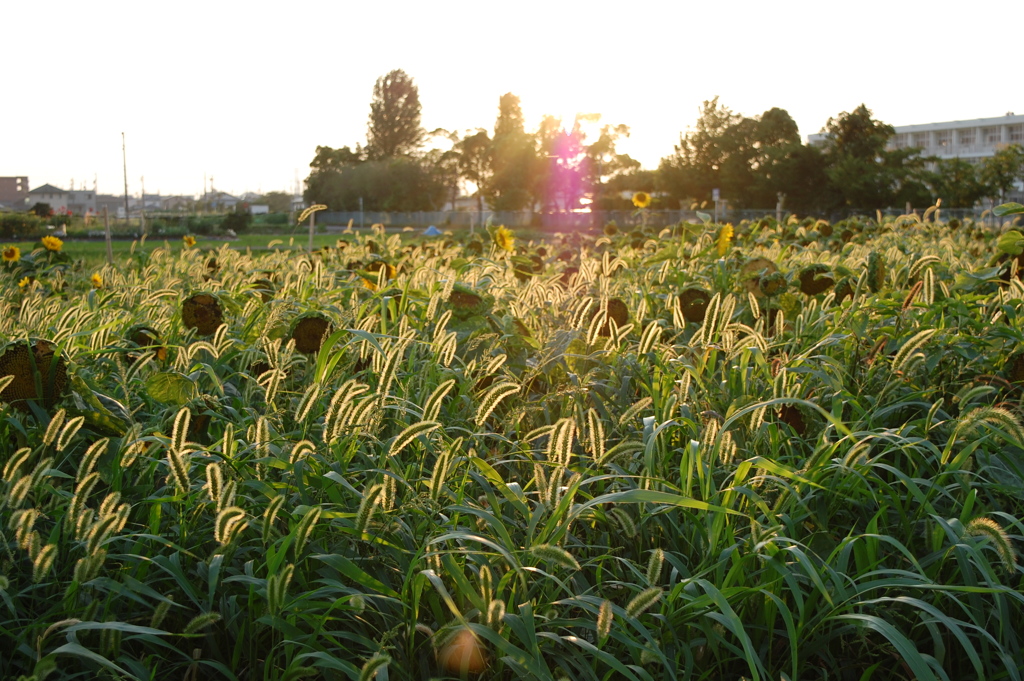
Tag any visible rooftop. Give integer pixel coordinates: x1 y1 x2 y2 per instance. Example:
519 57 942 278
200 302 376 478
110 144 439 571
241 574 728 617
29 183 65 194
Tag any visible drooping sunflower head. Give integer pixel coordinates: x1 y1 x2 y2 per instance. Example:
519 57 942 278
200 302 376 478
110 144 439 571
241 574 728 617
126 324 167 362
678 287 711 323
41 236 63 252
252 278 276 303
493 225 514 252
290 313 331 355
632 192 652 209
448 284 492 320
0 339 69 413
759 272 788 298
798 264 834 296
740 257 779 297
588 297 629 337
833 277 855 305
182 293 224 336
2 246 20 262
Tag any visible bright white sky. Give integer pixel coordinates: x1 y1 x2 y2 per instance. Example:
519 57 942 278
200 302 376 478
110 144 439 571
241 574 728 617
2 0 1019 198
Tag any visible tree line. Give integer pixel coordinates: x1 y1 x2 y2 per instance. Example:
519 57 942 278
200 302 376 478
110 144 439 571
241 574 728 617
305 70 1024 214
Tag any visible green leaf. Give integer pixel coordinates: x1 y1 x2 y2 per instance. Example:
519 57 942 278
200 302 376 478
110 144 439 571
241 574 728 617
51 643 136 678
696 211 712 223
145 372 198 405
836 614 940 681
994 202 1024 217
997 230 1024 255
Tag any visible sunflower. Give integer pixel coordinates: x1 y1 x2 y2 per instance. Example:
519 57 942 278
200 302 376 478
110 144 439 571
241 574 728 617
126 325 167 363
716 223 734 257
18 277 30 289
183 235 197 248
182 293 223 336
798 264 834 295
291 314 331 354
0 339 69 412
494 225 514 252
90 273 103 289
632 191 652 209
41 236 63 252
2 246 19 262
678 287 711 323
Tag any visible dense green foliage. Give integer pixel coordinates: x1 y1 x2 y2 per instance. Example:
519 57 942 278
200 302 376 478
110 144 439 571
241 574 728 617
306 71 1024 215
2 208 1024 680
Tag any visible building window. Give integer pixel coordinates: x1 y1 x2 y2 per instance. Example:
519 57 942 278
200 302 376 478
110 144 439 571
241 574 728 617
937 130 952 147
983 127 1001 144
913 132 930 148
1010 124 1024 142
891 133 908 149
958 129 976 145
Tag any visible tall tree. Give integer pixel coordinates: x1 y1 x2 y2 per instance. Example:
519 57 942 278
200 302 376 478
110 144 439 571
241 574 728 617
659 101 812 209
365 69 426 160
453 129 493 213
820 104 925 210
981 144 1024 203
928 158 988 208
490 93 536 211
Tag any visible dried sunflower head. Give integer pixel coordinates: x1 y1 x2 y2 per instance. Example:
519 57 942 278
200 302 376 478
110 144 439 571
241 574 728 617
798 264 834 295
126 325 167 363
589 298 629 336
0 339 68 412
1005 352 1024 384
448 284 492 320
678 287 711 323
833 277 855 305
741 258 779 297
182 293 223 336
290 313 331 355
759 272 788 297
251 278 275 303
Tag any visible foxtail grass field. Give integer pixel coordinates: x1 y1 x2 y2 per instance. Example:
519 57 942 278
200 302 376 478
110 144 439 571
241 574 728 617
2 204 1024 680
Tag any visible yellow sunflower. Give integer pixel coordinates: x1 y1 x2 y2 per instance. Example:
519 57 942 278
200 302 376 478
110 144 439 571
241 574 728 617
183 235 197 248
494 225 514 252
18 277 30 289
632 191 652 209
41 236 63 252
91 273 103 289
2 246 19 262
716 223 734 257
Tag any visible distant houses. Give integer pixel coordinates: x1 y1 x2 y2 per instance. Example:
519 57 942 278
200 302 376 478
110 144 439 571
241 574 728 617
0 176 29 209
0 178 302 216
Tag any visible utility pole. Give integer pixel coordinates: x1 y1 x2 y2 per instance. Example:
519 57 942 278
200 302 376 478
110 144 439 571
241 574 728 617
103 207 113 265
122 133 130 224
140 175 146 236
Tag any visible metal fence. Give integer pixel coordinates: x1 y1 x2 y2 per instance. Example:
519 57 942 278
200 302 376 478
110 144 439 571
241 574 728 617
317 209 784 231
315 206 1002 231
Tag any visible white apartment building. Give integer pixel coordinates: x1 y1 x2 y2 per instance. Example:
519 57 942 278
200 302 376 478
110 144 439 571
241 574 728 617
809 113 1024 165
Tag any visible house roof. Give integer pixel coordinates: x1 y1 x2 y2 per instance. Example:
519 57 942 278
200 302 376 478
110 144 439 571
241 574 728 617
29 183 66 194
